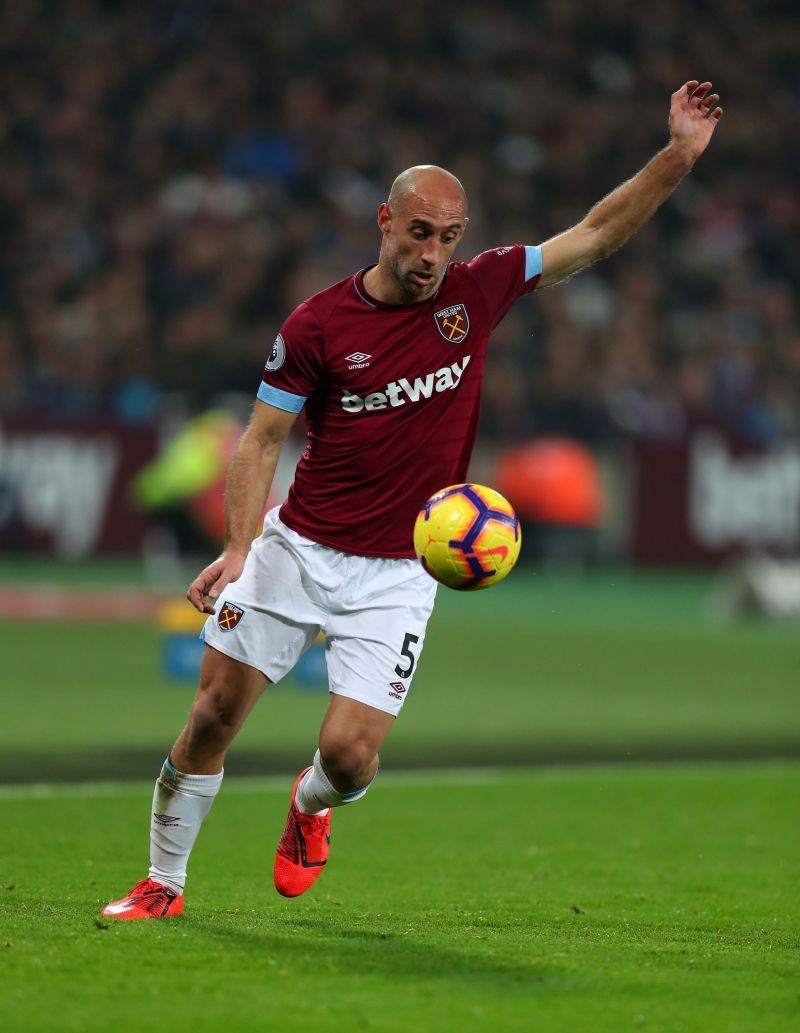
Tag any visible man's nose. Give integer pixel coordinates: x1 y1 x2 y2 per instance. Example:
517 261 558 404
421 241 442 267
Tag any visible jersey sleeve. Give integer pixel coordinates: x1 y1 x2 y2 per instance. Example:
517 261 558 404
465 244 542 330
257 302 323 413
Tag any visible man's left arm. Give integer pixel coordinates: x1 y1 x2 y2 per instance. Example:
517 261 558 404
538 80 723 289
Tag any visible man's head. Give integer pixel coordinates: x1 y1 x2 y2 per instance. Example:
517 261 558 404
374 166 468 304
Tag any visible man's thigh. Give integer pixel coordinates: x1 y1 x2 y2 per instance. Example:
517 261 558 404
201 514 325 682
325 562 437 717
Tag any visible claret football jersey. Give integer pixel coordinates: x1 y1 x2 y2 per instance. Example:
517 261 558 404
258 244 542 557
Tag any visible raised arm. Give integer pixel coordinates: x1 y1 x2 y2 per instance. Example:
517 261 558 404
538 81 723 289
187 400 296 613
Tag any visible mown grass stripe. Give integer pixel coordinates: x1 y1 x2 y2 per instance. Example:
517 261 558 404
0 758 795 801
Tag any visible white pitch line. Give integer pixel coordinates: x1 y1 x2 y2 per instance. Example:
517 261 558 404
0 768 507 802
0 759 795 802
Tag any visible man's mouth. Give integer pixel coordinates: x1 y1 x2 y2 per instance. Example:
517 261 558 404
410 270 434 287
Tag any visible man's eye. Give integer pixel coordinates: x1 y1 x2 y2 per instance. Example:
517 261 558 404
412 231 426 240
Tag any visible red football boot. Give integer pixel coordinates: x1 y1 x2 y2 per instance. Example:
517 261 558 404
100 878 184 919
274 767 332 897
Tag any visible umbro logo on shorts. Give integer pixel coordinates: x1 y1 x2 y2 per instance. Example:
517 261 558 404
218 601 245 632
389 681 406 700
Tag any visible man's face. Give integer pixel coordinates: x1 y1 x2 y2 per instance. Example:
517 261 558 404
378 194 467 303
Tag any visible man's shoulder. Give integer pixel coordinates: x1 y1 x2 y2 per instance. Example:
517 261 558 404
444 246 524 293
280 271 357 341
451 246 525 276
297 271 358 322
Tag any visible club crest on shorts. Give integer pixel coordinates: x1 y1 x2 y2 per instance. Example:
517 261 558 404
434 304 469 343
217 601 245 632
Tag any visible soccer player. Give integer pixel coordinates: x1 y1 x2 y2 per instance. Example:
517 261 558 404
102 81 721 918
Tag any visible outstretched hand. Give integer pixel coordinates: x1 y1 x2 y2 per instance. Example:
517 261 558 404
669 81 723 161
187 551 247 614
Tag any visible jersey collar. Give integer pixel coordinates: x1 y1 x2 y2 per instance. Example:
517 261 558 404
353 266 446 312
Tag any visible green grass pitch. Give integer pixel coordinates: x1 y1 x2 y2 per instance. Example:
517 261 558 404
1 763 798 1033
1 571 798 781
0 566 798 1029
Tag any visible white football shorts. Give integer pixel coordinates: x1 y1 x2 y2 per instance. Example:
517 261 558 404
202 508 438 716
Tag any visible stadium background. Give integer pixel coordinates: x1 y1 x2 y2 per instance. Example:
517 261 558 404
0 0 798 780
2 5 799 1032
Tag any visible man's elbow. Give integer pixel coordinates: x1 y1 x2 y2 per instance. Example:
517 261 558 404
242 401 296 451
580 221 615 262
238 422 286 459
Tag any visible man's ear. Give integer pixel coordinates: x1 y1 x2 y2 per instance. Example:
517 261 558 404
377 202 392 235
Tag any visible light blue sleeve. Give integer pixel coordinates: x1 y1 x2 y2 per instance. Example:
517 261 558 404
257 382 307 413
524 244 543 282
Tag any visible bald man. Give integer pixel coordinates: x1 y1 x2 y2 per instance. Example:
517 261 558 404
102 81 722 919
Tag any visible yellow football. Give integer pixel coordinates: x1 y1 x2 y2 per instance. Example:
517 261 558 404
413 483 521 590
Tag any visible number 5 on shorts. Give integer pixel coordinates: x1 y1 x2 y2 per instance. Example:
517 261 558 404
394 632 420 679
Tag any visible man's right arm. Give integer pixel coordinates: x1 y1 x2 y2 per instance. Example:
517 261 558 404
187 400 297 613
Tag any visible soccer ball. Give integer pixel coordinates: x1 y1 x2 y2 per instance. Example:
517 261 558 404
413 483 521 590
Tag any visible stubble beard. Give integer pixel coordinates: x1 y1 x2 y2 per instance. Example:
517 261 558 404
387 250 437 303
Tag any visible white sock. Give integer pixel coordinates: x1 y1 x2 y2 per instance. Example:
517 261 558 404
148 758 223 894
294 748 376 815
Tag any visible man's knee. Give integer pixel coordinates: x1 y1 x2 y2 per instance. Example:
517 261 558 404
192 684 241 735
319 737 377 786
187 650 266 741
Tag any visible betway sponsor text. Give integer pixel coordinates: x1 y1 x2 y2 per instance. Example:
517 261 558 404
341 356 471 413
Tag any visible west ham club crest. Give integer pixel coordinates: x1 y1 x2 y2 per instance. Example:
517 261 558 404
217 601 245 632
434 304 469 343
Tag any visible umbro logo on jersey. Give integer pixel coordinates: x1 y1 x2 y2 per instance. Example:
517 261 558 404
345 351 372 369
341 355 471 413
434 303 469 343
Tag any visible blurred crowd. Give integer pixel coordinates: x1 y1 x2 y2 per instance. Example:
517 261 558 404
1 0 799 446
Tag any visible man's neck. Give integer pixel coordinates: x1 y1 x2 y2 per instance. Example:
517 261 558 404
362 264 405 305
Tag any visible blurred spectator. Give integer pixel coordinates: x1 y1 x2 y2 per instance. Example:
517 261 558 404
1 0 798 448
